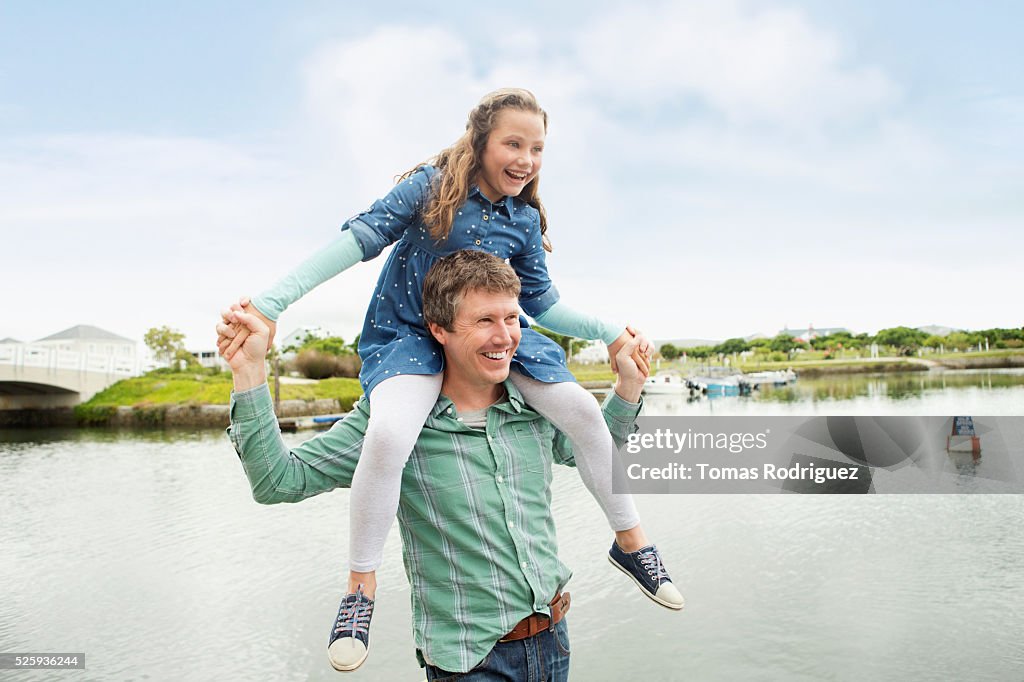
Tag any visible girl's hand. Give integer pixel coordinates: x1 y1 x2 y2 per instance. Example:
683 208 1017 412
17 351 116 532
218 297 276 360
608 327 652 377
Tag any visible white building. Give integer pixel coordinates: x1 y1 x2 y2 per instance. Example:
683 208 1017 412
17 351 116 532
2 324 144 376
571 340 607 364
280 326 335 358
36 324 137 359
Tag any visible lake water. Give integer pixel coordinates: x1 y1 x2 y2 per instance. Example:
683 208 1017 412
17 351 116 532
2 370 1022 680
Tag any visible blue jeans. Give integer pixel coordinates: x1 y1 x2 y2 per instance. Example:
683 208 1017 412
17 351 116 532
424 618 571 681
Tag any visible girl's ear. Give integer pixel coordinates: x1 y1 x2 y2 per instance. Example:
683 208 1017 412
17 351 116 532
428 322 448 346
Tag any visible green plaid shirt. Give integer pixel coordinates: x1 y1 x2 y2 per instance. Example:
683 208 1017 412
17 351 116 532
228 381 641 673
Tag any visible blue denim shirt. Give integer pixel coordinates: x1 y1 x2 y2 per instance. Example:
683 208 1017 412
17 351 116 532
344 166 573 395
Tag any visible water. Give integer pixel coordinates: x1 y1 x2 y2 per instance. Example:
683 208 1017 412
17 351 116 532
2 370 1023 681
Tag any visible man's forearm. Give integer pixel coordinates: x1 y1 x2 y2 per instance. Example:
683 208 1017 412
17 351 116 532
232 361 268 392
613 375 643 404
228 384 366 503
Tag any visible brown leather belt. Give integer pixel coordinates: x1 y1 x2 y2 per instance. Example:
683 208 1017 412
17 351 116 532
499 592 571 643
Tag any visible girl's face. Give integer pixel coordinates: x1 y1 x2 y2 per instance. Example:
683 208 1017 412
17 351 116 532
476 108 545 203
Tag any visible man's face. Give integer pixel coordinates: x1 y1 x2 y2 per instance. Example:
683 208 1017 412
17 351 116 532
430 288 522 390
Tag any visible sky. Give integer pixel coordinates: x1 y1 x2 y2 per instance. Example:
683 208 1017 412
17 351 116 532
2 0 1021 350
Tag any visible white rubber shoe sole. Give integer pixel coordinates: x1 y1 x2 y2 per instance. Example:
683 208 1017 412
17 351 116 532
608 554 685 610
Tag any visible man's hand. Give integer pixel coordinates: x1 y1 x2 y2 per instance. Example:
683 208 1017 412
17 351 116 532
607 327 652 375
216 308 271 391
612 333 649 403
218 297 277 361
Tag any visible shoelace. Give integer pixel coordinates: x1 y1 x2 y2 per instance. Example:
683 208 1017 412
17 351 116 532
637 547 670 585
334 586 374 640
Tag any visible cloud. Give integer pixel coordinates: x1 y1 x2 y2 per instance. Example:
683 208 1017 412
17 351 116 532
301 25 484 195
571 1 898 129
3 2 1020 347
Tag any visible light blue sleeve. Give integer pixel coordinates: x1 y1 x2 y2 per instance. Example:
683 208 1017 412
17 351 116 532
249 230 365 321
533 300 623 345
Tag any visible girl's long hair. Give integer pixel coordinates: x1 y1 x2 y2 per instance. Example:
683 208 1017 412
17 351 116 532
399 88 552 251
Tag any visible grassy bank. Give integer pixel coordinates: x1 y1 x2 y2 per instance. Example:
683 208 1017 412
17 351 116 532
76 369 363 425
75 348 1023 425
572 349 1024 384
736 358 928 375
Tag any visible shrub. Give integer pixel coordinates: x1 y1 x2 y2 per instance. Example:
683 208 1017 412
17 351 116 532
295 350 362 379
74 404 117 426
132 403 167 427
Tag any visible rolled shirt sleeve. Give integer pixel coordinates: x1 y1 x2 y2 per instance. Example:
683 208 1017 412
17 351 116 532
510 209 560 317
227 383 369 503
344 167 434 261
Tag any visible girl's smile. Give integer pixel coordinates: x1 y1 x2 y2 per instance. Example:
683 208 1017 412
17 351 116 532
476 109 545 203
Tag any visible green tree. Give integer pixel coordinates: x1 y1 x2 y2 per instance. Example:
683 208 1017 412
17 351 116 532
534 326 575 356
686 345 715 360
873 326 928 356
144 326 187 366
769 334 800 354
714 337 750 355
659 343 682 360
303 336 355 356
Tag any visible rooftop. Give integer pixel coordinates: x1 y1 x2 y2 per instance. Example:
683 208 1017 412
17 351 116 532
37 324 134 343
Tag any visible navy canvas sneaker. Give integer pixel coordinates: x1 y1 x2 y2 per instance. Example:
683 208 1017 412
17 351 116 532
327 585 375 672
608 542 684 610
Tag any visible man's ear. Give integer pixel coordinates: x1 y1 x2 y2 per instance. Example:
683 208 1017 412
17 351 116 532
428 322 448 346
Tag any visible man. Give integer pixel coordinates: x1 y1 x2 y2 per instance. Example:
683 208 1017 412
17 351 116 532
220 250 678 679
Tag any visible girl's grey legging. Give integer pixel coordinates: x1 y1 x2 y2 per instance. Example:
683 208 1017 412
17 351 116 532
347 372 641 573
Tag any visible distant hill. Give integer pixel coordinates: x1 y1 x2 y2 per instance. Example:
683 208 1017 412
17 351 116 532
658 325 964 350
654 338 720 349
917 325 960 337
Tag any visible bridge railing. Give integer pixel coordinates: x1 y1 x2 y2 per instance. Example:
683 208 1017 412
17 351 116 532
0 344 143 376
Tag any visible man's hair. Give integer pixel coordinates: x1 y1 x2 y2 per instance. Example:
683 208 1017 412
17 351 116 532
422 250 521 331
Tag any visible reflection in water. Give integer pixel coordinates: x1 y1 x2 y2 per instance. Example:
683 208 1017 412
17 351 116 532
3 369 1024 680
657 368 1024 416
757 369 1024 404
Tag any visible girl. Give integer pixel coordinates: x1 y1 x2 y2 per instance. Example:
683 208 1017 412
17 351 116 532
220 88 681 672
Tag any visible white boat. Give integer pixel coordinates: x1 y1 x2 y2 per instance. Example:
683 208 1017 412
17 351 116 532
643 372 689 394
742 369 797 388
689 374 742 396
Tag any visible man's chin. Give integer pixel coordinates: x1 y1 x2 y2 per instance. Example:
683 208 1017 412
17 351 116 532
491 365 512 383
481 361 512 385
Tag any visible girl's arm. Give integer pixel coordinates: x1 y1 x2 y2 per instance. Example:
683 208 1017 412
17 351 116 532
222 168 435 357
219 233 363 358
532 302 651 375
251 167 435 320
509 209 649 372
250 231 365 321
533 301 622 345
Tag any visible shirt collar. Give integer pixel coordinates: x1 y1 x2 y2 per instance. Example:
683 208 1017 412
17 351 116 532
430 379 525 420
468 185 516 216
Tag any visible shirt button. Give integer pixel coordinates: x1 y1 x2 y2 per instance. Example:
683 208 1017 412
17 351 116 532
487 435 494 442
521 562 529 569
475 239 481 245
447 407 452 414
507 521 515 528
496 475 504 483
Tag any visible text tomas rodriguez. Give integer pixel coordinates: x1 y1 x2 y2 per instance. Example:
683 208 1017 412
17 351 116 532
626 462 862 484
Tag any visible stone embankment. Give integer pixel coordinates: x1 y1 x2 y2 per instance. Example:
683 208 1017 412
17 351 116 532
98 398 345 428
1 398 347 429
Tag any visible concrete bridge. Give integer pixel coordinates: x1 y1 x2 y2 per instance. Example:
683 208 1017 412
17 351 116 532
0 344 141 409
